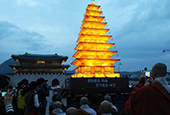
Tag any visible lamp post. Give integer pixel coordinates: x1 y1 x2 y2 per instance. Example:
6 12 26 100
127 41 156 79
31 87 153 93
163 50 170 53
118 62 122 73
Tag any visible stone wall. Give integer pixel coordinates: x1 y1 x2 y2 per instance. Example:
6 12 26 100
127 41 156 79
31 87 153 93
7 73 71 87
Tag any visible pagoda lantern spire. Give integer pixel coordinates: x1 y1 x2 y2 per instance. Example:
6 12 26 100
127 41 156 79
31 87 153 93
71 2 120 78
91 0 95 5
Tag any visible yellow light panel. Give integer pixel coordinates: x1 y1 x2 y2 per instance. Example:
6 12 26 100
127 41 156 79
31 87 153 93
72 58 120 67
77 35 112 43
83 16 105 22
79 28 109 36
75 43 114 51
86 5 100 11
81 22 107 29
73 50 117 59
84 11 103 17
71 73 120 78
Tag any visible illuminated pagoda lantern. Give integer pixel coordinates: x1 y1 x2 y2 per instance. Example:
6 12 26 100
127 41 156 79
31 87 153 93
9 53 70 74
71 0 120 78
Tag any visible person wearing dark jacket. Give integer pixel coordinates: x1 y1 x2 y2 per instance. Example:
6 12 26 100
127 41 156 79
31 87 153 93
24 81 39 115
0 77 17 115
36 78 49 115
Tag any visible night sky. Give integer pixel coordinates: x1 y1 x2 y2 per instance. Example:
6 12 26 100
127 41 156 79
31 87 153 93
0 0 170 72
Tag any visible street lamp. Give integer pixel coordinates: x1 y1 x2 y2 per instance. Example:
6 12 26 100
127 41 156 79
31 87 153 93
118 62 122 72
163 50 170 53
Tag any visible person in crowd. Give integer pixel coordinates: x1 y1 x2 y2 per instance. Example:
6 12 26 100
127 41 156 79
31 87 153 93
130 63 170 115
36 78 50 115
100 101 112 115
112 90 125 112
97 95 118 115
120 99 130 115
104 95 118 112
49 94 67 114
20 79 30 96
66 107 78 115
91 94 100 112
78 97 96 115
17 81 27 115
24 81 39 115
67 94 80 109
0 77 17 115
49 101 65 115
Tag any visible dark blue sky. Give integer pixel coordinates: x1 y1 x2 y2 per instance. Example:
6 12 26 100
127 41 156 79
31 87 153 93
0 0 170 72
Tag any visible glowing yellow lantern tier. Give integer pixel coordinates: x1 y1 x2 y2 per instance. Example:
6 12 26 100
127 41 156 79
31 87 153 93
71 1 120 78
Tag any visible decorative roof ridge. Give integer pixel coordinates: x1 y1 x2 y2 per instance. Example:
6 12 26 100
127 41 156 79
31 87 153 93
79 34 112 37
74 58 120 61
75 50 117 52
81 27 109 30
77 42 115 45
12 53 68 58
82 21 107 24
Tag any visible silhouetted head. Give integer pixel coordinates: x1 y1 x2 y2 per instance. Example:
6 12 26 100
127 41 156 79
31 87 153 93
53 101 62 109
66 107 78 115
104 95 111 102
80 97 89 105
100 101 112 114
152 63 167 80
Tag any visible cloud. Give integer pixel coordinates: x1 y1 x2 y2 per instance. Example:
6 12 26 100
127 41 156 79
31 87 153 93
106 0 170 71
0 21 48 63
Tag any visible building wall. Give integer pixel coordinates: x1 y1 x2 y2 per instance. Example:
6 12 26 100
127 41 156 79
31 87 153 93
7 73 71 87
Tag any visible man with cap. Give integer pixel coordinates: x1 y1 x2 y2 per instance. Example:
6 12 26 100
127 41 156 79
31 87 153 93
36 78 50 115
49 101 65 115
78 97 96 115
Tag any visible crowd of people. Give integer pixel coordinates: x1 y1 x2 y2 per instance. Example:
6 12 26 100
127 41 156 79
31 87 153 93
0 62 169 115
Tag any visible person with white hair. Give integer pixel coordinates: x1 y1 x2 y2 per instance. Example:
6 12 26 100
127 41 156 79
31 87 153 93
49 101 65 115
78 97 97 115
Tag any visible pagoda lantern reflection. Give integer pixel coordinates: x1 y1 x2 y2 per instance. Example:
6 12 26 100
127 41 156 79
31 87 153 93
71 1 120 78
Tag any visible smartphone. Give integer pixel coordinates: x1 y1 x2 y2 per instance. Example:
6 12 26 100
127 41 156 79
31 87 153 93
145 71 150 79
1 92 7 97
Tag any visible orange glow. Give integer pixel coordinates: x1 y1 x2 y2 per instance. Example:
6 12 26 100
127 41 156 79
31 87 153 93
72 59 120 67
81 22 107 29
84 11 102 17
73 50 117 59
71 2 120 78
86 5 100 11
83 16 105 22
79 28 109 36
75 43 114 51
77 35 112 43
